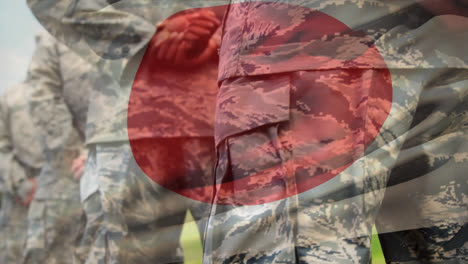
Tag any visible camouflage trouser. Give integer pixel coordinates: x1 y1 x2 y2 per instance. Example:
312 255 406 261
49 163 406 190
76 140 214 264
205 71 390 263
205 125 381 263
204 71 468 263
0 194 29 264
22 196 85 264
74 191 103 264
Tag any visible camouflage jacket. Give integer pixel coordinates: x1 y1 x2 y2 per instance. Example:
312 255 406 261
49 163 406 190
214 0 467 144
27 0 229 140
26 33 92 199
0 83 43 202
0 84 42 264
217 0 439 81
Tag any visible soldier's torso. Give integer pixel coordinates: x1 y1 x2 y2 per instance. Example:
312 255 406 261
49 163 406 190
218 0 434 81
214 0 446 144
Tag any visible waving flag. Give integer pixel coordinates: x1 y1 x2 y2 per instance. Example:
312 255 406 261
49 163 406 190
27 0 467 263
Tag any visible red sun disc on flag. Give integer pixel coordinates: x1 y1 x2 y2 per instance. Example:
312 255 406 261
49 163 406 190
128 2 392 205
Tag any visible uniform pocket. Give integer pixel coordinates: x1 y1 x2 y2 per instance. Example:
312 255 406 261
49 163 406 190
213 124 291 205
215 74 291 146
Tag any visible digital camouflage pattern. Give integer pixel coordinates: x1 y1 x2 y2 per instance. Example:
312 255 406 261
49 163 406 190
23 33 91 264
0 83 43 264
205 71 393 263
216 0 440 81
214 0 439 144
204 2 468 263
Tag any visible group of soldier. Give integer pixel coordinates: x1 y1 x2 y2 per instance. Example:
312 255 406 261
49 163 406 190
0 0 467 263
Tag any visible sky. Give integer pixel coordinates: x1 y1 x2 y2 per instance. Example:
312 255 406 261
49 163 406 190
0 2 43 92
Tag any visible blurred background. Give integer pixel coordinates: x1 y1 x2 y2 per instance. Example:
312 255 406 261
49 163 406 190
0 1 42 93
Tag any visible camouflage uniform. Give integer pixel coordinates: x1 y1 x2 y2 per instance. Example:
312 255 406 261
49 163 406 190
27 1 227 263
26 0 468 263
0 83 44 264
203 1 467 263
22 33 91 264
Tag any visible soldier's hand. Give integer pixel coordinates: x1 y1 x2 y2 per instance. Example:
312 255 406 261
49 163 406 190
149 9 220 67
185 37 219 66
153 32 218 67
157 10 220 42
184 10 221 41
72 155 87 180
19 178 36 207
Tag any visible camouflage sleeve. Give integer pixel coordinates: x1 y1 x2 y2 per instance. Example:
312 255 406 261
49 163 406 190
0 92 34 202
27 37 83 181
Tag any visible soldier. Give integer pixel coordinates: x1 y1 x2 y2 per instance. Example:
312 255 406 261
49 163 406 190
0 83 44 264
22 32 91 264
205 1 468 263
27 1 226 263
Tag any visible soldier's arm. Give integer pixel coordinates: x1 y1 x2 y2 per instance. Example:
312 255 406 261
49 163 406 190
0 91 36 205
27 36 84 181
145 7 223 68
